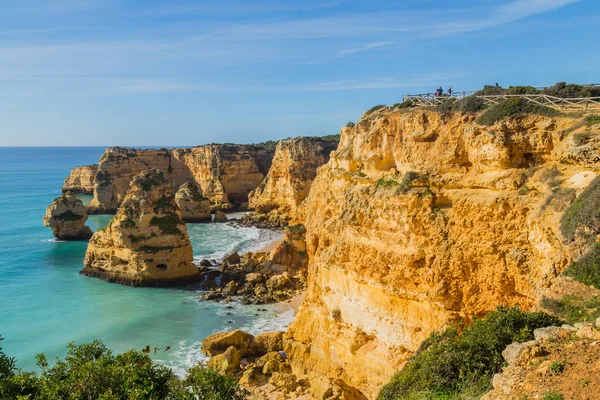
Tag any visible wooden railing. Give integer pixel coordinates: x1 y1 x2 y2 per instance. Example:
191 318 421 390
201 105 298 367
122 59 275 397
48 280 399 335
403 85 600 112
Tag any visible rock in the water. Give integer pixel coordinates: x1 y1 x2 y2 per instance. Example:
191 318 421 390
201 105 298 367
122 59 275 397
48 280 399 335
175 182 211 222
223 281 238 296
201 329 255 357
82 169 200 287
223 252 241 265
43 192 92 240
214 210 228 222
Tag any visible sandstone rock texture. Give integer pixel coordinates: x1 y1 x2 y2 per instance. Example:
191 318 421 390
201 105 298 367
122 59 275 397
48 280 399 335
43 192 92 240
62 165 98 194
83 169 200 286
248 137 338 224
283 108 600 398
174 182 211 222
85 145 273 213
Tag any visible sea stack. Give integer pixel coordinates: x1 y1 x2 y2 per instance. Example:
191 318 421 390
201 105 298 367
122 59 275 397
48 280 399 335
175 182 212 222
43 192 93 240
83 169 200 286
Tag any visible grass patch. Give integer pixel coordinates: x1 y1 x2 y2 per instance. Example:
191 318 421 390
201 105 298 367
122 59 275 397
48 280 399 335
476 98 560 126
55 210 83 222
434 98 456 114
548 361 565 375
377 306 561 400
120 218 136 229
542 294 600 324
518 185 530 195
563 243 600 289
150 214 182 235
377 178 401 188
155 195 176 212
393 100 415 109
542 392 564 400
135 170 166 192
573 132 592 146
560 176 600 240
584 114 600 126
366 104 387 115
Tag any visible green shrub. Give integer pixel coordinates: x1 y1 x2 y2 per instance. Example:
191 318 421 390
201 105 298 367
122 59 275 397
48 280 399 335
367 104 387 115
377 306 561 400
560 176 600 240
1 339 247 400
563 243 600 289
320 134 341 142
542 391 564 400
476 98 559 126
455 96 485 113
542 295 600 324
548 361 565 375
150 214 183 235
393 100 415 109
476 85 505 95
506 86 540 95
377 178 401 188
55 210 83 222
434 98 456 114
518 185 530 195
345 121 356 128
543 82 600 98
584 115 600 126
573 132 591 146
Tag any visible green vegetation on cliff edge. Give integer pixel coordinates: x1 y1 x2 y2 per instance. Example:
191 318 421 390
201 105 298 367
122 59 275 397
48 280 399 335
378 306 561 400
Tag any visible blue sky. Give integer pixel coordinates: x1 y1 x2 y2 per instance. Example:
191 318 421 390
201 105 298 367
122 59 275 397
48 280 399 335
0 0 597 146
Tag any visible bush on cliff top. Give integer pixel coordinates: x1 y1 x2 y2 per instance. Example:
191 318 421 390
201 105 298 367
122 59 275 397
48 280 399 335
378 306 561 400
560 176 600 240
476 98 559 126
0 338 247 400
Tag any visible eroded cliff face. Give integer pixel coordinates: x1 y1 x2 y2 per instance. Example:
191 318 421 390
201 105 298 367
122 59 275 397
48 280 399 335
248 137 338 223
63 165 98 194
83 169 200 286
284 109 600 398
174 182 211 222
87 145 273 213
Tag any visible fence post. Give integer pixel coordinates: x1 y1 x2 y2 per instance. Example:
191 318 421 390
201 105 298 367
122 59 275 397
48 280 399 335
586 98 589 112
561 99 564 111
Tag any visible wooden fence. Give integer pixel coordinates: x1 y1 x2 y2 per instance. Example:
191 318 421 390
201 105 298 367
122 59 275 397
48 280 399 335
402 85 600 112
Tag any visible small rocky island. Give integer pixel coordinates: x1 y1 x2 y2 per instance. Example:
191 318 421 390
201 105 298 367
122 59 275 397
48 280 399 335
82 169 200 286
43 192 92 240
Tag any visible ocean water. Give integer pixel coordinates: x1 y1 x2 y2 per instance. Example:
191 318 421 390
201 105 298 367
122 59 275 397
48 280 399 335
0 147 288 375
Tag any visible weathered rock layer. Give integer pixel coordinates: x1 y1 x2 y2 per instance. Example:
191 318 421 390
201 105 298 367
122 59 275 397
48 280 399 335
248 137 338 224
83 169 200 286
174 182 211 222
283 109 600 398
85 145 274 214
62 165 98 194
43 192 92 240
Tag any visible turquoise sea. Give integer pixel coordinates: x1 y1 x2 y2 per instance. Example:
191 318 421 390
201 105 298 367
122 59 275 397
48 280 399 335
0 147 287 375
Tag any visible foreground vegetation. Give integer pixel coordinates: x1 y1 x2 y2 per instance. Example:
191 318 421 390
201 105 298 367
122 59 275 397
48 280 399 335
0 338 247 400
378 307 561 400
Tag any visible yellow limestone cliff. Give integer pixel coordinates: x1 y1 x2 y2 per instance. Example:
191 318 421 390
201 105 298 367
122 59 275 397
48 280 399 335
62 164 98 194
283 108 600 398
248 137 338 223
87 145 273 213
83 169 200 286
43 192 93 240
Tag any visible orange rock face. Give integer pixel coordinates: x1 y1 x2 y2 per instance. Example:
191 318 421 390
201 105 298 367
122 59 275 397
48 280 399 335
83 169 200 286
62 165 98 194
248 137 338 223
283 108 600 398
86 145 273 213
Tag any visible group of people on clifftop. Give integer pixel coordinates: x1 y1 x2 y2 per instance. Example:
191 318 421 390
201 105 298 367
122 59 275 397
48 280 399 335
434 86 453 97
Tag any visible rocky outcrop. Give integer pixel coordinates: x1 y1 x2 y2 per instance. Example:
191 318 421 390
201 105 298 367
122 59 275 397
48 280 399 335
87 145 274 214
199 224 308 304
174 182 211 222
43 192 92 240
482 321 600 399
247 137 338 225
62 165 98 194
282 109 600 398
82 169 200 286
